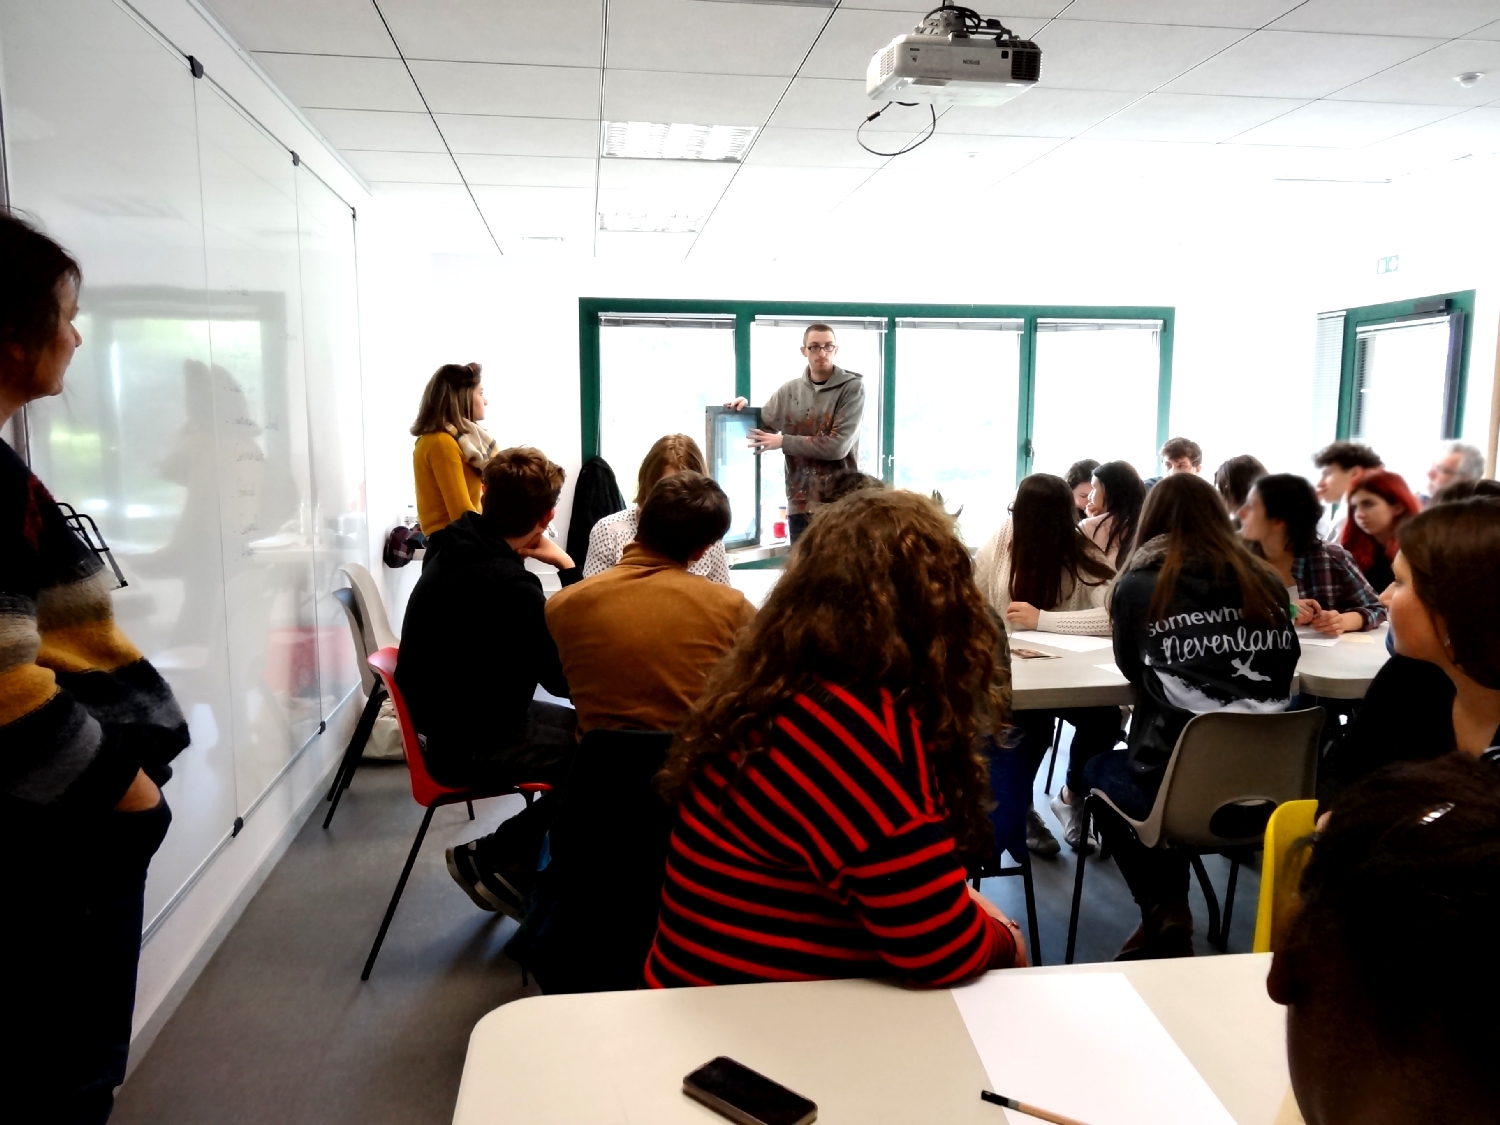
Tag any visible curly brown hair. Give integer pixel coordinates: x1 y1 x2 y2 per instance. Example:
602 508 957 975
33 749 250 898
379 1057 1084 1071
657 488 1008 855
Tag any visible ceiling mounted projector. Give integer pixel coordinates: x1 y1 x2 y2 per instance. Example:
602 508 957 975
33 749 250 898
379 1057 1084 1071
867 3 1041 106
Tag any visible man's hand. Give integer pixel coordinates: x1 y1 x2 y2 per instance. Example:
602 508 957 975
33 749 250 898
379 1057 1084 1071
1004 601 1041 631
115 768 161 812
748 428 782 452
1310 608 1350 636
726 396 748 411
518 536 575 571
1292 598 1322 624
969 886 1028 967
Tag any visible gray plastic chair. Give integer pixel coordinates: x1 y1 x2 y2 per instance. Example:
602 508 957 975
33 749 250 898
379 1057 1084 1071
1065 707 1324 961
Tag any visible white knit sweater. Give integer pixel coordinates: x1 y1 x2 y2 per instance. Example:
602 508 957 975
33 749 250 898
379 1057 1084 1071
972 520 1112 636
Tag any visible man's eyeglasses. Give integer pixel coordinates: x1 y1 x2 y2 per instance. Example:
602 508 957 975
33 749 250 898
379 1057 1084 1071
803 343 838 354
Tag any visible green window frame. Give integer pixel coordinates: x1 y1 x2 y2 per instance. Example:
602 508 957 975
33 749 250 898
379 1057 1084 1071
579 299 1176 487
1333 290 1476 440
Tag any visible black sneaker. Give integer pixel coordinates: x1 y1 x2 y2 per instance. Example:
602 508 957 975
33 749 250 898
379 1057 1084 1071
445 841 526 920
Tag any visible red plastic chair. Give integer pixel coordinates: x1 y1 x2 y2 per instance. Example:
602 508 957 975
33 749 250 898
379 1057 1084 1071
362 647 551 980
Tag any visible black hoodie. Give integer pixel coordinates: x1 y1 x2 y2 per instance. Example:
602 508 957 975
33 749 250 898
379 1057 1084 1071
396 511 580 782
1112 535 1299 780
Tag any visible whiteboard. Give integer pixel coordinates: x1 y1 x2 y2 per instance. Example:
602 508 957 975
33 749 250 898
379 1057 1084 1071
0 0 367 927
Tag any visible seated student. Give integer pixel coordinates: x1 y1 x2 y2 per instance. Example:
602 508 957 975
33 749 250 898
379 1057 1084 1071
1158 436 1203 477
410 361 495 535
974 475 1119 853
1086 474 1298 959
1065 458 1099 520
546 472 755 735
1431 477 1500 504
1238 474 1384 635
584 434 730 585
1212 454 1266 522
396 447 582 919
646 490 1027 987
1321 498 1500 805
1341 469 1420 593
1080 459 1145 567
820 467 884 504
1270 755 1500 1125
1311 440 1382 543
1424 438 1485 500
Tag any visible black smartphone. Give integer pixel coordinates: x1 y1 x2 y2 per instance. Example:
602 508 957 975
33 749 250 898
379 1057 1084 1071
682 1056 817 1125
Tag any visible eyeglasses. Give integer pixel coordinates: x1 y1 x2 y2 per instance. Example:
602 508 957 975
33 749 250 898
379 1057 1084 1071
803 343 838 354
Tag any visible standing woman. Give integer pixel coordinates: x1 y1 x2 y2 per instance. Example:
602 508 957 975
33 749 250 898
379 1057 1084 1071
584 433 730 584
1 213 189 1120
1088 474 1298 958
1341 469 1421 592
1080 460 1146 567
411 361 496 535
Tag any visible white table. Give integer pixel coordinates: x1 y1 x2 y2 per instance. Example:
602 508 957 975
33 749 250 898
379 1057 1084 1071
1010 626 1390 711
728 567 782 609
453 953 1290 1125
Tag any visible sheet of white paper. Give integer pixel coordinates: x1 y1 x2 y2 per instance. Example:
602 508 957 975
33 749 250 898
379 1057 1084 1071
1009 630 1114 653
1294 627 1341 648
952 973 1236 1125
1094 662 1127 679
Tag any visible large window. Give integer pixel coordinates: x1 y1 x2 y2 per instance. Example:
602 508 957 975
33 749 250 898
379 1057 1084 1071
581 301 1175 549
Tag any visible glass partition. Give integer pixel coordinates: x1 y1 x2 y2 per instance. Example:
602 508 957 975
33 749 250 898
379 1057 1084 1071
894 319 1021 547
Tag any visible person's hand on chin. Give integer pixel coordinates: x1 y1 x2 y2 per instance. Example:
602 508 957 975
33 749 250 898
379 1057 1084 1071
518 533 574 571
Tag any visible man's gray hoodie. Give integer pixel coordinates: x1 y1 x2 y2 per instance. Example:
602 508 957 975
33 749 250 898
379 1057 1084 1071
761 365 864 515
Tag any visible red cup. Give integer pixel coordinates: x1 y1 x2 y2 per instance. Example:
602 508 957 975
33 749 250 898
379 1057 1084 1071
773 520 787 540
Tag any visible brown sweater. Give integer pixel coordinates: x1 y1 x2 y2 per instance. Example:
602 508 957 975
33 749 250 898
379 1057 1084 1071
544 543 755 735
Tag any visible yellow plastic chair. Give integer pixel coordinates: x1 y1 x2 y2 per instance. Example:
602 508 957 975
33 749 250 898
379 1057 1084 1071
1253 799 1319 953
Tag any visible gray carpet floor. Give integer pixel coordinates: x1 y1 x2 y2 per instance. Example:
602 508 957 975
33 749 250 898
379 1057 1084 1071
113 742 1260 1124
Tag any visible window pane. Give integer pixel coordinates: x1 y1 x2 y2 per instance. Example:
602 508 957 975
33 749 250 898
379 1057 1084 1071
599 320 736 503
1353 318 1451 487
893 321 1020 547
1031 323 1160 481
750 320 884 544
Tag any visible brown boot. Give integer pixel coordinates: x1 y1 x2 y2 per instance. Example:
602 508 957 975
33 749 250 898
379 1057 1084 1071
1115 899 1194 960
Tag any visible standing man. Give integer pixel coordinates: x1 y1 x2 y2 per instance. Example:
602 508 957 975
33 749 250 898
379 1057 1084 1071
1312 440 1383 542
728 323 864 543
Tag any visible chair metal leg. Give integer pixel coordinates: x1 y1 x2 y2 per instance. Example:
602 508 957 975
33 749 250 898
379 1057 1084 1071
362 805 436 981
1065 803 1091 964
1219 857 1241 953
467 801 475 820
1042 720 1063 795
323 686 385 830
1189 854 1221 949
1020 852 1043 967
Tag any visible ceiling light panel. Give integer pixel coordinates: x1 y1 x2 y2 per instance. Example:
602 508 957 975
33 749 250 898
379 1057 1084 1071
598 213 704 233
602 121 758 161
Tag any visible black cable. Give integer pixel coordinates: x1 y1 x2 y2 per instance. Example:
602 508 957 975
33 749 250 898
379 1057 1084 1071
856 102 937 158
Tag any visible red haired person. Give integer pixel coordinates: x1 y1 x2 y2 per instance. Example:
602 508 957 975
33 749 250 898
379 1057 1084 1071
1341 470 1421 593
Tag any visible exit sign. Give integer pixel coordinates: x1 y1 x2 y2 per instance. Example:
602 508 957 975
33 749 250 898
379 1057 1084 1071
1377 255 1400 274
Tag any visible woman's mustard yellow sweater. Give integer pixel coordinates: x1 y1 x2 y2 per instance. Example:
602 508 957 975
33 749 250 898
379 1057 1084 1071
413 432 481 534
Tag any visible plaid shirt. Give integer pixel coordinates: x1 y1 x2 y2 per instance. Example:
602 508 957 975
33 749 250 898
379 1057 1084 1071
1291 539 1386 630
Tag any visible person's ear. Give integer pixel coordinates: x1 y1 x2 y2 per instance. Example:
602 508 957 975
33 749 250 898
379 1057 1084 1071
1267 944 1309 1007
536 508 556 536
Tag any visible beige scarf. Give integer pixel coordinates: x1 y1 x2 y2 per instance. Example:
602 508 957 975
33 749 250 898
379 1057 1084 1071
452 419 498 471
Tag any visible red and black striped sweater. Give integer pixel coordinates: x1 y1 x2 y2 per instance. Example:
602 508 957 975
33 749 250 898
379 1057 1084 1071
645 681 1016 987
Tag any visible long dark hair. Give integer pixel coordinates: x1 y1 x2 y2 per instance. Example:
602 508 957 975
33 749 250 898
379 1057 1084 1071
657 490 1005 855
1253 473 1323 555
1091 460 1146 559
1342 469 1422 574
1399 498 1500 689
1128 473 1287 624
1214 454 1266 514
0 210 82 384
1009 474 1114 609
410 362 481 436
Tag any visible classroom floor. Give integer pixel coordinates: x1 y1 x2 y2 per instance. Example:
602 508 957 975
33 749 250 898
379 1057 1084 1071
113 742 1260 1125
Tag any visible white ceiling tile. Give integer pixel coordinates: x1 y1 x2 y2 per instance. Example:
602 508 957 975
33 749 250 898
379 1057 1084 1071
801 9 1048 81
1470 18 1500 38
743 127 889 167
596 230 695 260
341 149 462 183
408 61 601 118
1362 105 1500 164
1330 39 1500 106
842 0 1060 13
303 108 447 152
604 70 787 124
436 114 601 157
455 154 598 187
867 132 1061 186
597 158 738 194
368 183 496 253
1026 20 1245 91
939 88 1142 137
1087 92 1307 141
1228 100 1461 147
1269 0 1500 39
720 164 872 206
200 0 397 56
606 0 830 76
472 185 595 231
1057 1 1300 28
253 53 424 112
769 77 936 131
1164 30 1439 98
378 0 603 67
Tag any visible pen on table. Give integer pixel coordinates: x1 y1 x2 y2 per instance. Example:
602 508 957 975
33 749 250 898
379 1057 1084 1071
980 1090 1092 1125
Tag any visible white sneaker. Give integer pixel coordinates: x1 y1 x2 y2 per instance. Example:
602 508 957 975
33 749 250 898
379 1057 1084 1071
1050 794 1097 854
